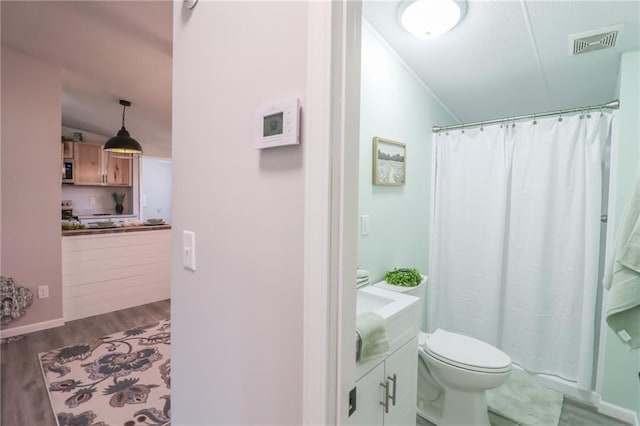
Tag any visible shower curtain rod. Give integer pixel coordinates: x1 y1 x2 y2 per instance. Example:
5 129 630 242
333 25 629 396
432 99 620 133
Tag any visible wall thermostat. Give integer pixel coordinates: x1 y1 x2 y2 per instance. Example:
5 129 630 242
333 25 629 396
254 98 300 149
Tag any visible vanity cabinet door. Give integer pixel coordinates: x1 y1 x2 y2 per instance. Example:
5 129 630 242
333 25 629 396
351 362 385 426
383 337 418 426
350 337 418 426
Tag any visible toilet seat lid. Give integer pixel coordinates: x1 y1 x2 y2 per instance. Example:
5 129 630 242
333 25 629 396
423 329 511 372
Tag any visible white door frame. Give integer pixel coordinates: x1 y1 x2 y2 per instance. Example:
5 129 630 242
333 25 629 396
303 1 362 424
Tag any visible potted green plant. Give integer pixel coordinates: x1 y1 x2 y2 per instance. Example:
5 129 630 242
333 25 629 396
384 267 423 287
112 192 125 214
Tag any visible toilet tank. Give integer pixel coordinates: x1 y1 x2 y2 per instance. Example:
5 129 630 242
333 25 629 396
374 275 427 330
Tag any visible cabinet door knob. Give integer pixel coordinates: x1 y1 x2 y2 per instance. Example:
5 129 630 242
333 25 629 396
387 374 397 406
379 381 390 413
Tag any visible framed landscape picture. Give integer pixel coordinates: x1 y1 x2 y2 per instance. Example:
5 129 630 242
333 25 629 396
373 137 406 186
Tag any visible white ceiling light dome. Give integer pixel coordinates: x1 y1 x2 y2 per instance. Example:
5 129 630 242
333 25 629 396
399 0 467 40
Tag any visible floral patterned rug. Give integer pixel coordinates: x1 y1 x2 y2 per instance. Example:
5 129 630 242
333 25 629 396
39 319 171 426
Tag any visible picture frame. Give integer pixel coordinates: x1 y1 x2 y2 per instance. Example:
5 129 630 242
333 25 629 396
63 141 74 159
373 137 406 186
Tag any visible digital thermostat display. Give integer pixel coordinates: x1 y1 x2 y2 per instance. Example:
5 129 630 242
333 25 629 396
263 112 284 137
254 98 300 149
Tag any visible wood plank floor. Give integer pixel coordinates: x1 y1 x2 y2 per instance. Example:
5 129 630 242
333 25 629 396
3 299 632 426
0 299 170 426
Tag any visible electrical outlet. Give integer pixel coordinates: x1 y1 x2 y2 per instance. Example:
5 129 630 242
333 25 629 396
38 285 49 299
89 196 96 206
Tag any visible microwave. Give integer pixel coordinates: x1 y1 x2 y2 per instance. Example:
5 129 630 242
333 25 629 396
62 160 74 183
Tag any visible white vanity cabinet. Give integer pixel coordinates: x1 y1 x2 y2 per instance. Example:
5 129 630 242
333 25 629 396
351 336 418 426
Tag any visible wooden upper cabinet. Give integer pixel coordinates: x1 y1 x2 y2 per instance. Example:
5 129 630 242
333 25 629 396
75 143 103 185
104 155 131 186
74 143 132 187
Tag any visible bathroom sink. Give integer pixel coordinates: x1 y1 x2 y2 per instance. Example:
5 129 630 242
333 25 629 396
356 286 420 378
357 286 419 321
356 289 396 315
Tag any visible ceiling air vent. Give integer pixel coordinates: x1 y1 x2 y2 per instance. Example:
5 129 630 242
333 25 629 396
569 24 622 55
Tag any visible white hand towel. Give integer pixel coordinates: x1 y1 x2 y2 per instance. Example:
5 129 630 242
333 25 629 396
357 268 370 279
356 312 389 362
603 175 640 349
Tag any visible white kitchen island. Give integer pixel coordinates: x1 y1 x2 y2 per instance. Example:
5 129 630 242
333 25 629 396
61 226 170 321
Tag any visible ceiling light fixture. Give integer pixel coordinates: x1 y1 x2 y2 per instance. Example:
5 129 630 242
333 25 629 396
399 0 467 40
104 99 143 159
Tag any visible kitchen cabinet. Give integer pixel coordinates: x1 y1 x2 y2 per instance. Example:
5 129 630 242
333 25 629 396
351 337 418 426
75 143 102 184
74 143 132 186
104 155 131 186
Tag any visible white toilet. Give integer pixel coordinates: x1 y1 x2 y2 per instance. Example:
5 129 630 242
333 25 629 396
370 275 511 425
417 329 512 426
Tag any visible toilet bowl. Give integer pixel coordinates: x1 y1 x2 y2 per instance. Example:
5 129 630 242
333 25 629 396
417 329 512 426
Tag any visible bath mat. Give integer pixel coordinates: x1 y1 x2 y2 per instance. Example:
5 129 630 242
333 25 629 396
486 377 563 426
39 319 171 426
559 398 631 426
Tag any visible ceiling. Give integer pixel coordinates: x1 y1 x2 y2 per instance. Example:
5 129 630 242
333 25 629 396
1 1 172 150
1 1 638 141
363 0 640 124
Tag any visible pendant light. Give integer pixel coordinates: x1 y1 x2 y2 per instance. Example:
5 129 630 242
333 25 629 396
104 99 143 159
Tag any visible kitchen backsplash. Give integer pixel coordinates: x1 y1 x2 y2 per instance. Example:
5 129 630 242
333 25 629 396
62 185 133 216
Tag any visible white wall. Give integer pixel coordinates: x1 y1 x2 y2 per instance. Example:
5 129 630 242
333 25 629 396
140 144 171 160
141 158 171 223
62 185 134 216
1 47 62 328
172 2 307 424
600 49 640 415
358 21 455 330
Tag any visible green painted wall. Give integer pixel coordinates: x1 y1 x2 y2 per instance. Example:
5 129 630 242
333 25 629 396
358 21 454 331
359 29 639 417
600 49 640 415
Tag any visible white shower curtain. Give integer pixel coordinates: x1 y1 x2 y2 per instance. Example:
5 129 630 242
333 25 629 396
429 112 613 390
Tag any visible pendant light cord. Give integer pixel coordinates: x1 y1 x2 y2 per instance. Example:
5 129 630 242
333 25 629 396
121 104 127 128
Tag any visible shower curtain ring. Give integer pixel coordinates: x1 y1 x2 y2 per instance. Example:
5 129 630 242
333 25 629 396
480 122 484 131
599 106 603 117
511 118 516 128
558 112 563 122
587 108 592 119
532 114 537 125
579 109 584 119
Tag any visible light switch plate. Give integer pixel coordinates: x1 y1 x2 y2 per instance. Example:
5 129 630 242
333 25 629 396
183 231 196 271
360 215 370 236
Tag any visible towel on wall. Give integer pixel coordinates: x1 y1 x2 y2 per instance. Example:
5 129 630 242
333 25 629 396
356 312 389 362
603 175 640 350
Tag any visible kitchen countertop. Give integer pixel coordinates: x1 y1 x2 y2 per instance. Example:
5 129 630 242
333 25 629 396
76 214 137 219
62 224 171 236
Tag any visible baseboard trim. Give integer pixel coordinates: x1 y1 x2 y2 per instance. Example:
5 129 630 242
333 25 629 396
598 399 639 425
0 317 65 339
